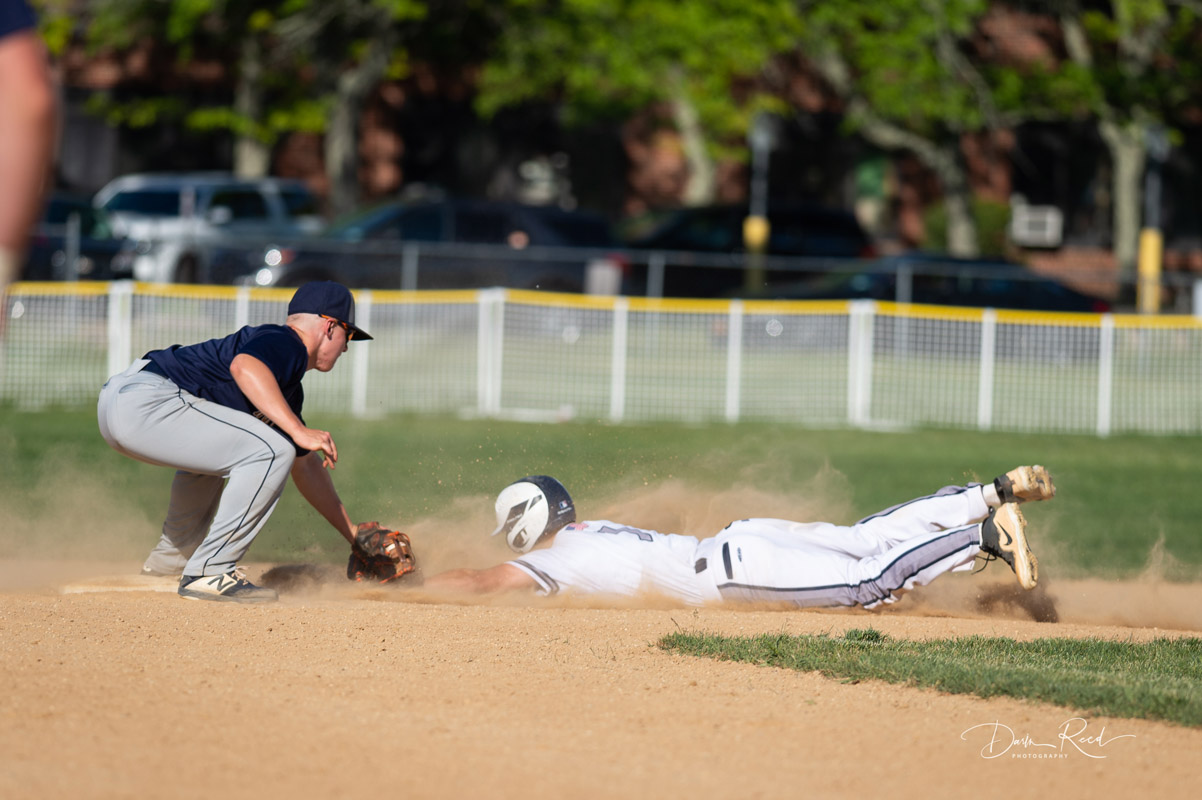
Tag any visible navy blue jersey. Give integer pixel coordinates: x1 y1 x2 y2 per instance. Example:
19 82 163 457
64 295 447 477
144 325 310 454
0 0 37 39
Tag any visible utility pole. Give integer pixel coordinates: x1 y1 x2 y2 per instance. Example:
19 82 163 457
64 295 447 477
1138 126 1169 314
744 113 776 294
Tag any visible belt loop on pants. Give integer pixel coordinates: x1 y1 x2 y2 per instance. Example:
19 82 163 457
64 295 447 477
695 543 735 580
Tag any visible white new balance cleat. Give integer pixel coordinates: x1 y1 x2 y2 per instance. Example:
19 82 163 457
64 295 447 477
979 502 1038 590
994 465 1056 504
178 570 278 604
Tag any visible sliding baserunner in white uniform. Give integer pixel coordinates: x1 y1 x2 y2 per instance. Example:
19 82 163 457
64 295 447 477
423 468 1055 607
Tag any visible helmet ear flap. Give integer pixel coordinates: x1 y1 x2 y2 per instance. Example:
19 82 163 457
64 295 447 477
491 475 575 553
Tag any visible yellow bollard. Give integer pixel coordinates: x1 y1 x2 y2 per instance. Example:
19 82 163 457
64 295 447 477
1137 228 1162 314
742 215 770 294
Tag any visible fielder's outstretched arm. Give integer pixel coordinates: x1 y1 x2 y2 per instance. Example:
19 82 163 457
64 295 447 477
424 564 536 595
290 452 357 546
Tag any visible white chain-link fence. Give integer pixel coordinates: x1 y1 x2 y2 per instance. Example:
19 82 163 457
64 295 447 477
4 281 1201 435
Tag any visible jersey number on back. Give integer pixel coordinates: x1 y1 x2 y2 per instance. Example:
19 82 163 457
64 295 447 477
593 524 654 542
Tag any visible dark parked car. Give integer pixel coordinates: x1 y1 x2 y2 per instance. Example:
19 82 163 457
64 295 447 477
24 193 135 281
217 197 624 292
619 202 877 297
748 253 1112 313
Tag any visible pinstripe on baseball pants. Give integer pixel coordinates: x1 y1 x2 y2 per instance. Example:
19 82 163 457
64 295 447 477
97 359 296 577
707 484 989 608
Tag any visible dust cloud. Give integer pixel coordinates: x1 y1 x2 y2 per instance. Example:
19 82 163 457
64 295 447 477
6 454 1201 633
0 444 160 562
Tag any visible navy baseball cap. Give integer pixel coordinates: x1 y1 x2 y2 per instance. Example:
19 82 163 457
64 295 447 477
287 281 372 341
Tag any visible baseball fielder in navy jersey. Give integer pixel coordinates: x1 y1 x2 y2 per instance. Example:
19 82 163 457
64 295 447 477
98 281 374 603
424 469 1055 608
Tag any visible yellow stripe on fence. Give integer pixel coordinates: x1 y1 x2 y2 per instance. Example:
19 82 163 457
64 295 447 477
875 301 1111 328
740 299 852 316
11 281 1202 330
876 301 984 322
9 281 112 296
505 289 620 310
627 296 735 314
131 282 245 299
371 289 480 305
1112 313 1202 329
993 308 1108 327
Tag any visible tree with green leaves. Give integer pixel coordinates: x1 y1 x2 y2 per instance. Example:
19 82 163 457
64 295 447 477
40 0 426 212
798 0 1096 257
267 0 427 214
41 0 309 178
1055 0 1202 288
805 0 1202 271
476 0 804 206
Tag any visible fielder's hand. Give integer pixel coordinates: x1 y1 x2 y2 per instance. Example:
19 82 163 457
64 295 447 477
347 522 420 584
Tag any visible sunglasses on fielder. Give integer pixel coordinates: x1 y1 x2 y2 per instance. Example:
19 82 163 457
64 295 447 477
320 314 355 341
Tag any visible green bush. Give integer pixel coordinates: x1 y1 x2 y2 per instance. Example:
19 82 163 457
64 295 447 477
922 197 1012 257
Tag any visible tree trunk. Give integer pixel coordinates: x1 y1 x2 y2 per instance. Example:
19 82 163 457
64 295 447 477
668 68 716 206
857 115 979 257
811 46 981 256
324 80 359 217
233 35 269 178
1099 118 1146 287
323 33 397 217
937 152 979 258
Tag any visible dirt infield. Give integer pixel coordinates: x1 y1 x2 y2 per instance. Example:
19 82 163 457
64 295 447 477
1 561 1200 800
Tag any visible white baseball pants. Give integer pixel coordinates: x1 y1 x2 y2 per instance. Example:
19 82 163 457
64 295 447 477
708 484 989 608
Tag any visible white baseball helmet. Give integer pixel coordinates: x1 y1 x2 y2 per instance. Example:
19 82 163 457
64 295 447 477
490 475 576 554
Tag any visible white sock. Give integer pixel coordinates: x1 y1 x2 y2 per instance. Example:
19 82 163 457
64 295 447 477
982 482 1001 507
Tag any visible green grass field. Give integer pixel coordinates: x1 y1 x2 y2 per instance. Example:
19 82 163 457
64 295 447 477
660 628 1202 727
2 409 1199 579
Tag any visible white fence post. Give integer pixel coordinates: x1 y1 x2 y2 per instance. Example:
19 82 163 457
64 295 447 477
401 244 419 292
106 281 134 378
350 290 372 417
477 289 505 417
647 252 666 298
609 297 629 423
725 300 743 423
977 309 997 430
1097 314 1115 437
847 300 875 427
234 285 250 329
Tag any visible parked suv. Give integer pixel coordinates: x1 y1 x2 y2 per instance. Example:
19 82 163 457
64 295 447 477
93 172 325 284
220 196 623 293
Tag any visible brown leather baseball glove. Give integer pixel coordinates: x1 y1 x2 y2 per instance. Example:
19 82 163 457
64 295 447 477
347 522 419 584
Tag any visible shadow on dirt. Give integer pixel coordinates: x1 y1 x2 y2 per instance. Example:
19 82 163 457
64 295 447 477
975 582 1060 623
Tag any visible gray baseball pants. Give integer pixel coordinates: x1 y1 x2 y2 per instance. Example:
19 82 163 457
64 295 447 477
97 359 297 577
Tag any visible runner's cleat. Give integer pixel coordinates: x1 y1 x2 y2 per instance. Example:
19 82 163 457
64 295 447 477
979 502 1038 590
